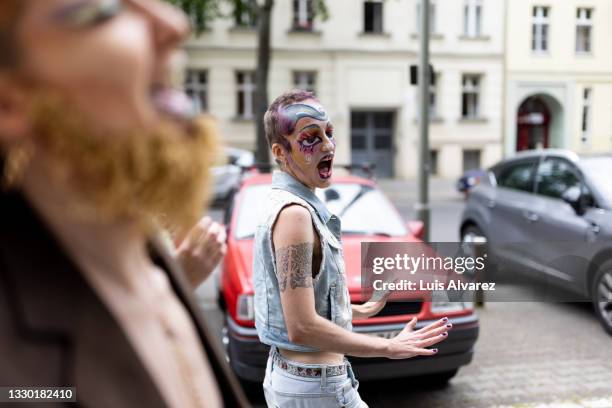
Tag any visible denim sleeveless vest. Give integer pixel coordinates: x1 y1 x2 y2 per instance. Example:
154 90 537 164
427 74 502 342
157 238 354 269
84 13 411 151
253 171 353 352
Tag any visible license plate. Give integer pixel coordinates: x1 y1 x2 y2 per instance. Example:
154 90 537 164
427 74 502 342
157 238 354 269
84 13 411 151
366 330 400 339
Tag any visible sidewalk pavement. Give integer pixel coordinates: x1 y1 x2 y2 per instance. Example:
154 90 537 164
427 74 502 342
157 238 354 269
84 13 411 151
493 397 612 408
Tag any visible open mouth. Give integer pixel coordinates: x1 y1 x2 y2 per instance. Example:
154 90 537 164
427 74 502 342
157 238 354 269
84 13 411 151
150 85 196 122
317 155 334 180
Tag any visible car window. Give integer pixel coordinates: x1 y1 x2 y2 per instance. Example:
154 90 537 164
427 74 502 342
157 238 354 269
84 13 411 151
233 182 407 239
319 185 407 236
496 160 537 193
580 157 612 207
535 158 581 200
234 185 271 239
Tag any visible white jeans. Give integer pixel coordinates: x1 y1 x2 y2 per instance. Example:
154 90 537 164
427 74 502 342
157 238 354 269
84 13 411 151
262 348 368 408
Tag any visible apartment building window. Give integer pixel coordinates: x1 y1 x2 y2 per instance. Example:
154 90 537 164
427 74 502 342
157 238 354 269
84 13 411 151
293 71 317 93
234 0 258 28
532 6 549 52
429 150 439 175
576 8 593 53
461 74 481 119
293 0 314 31
463 0 482 37
463 149 481 171
416 0 436 35
364 1 384 34
184 69 208 113
236 71 255 119
581 88 592 145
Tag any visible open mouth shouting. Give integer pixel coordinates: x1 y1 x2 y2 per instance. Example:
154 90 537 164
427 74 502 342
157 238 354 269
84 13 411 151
317 154 334 180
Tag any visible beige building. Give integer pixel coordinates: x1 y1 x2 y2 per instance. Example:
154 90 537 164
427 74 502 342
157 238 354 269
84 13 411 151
184 0 505 179
505 0 612 155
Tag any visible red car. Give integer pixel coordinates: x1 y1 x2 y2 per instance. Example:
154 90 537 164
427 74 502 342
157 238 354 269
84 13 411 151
220 172 479 384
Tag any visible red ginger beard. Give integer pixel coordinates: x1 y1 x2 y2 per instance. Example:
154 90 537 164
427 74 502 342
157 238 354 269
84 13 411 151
12 94 217 233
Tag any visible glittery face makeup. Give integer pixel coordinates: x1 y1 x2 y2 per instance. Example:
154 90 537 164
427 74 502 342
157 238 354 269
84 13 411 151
279 101 336 190
51 0 124 27
297 123 335 157
278 103 329 138
22 0 191 134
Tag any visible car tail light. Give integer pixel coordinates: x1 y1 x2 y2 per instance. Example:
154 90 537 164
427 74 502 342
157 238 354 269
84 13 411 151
408 220 425 239
236 294 254 321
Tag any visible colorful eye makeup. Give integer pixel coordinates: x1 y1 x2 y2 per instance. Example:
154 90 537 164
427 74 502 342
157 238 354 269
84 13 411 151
325 125 335 146
279 102 336 181
53 0 124 27
297 125 324 154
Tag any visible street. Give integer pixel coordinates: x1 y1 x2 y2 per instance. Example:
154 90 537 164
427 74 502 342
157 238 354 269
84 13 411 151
198 179 612 408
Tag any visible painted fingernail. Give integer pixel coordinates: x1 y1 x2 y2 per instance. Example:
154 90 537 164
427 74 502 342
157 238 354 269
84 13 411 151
446 324 452 328
433 348 438 353
442 317 448 322
442 332 448 336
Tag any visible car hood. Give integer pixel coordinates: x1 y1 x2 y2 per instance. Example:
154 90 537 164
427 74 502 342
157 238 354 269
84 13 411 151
233 234 421 292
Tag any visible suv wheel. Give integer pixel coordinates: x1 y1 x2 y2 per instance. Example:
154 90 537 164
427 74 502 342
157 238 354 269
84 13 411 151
461 224 501 284
592 261 612 335
461 225 485 244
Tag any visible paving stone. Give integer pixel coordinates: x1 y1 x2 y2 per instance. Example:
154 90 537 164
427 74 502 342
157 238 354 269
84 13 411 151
355 302 612 408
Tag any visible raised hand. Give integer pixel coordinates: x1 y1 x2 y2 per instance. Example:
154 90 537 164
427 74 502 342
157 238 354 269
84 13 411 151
176 216 227 287
385 317 452 359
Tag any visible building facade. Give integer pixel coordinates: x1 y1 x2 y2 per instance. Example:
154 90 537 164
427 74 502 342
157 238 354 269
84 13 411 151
185 0 505 178
505 0 612 156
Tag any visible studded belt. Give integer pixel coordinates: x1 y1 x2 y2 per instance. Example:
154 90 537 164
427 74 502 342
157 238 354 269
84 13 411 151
272 351 347 378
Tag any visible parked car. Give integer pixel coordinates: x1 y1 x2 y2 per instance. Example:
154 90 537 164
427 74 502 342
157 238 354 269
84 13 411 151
211 148 254 205
220 172 479 384
460 149 612 335
456 168 488 198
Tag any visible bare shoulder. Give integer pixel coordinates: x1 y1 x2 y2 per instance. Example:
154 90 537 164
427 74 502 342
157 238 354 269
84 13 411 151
273 204 314 244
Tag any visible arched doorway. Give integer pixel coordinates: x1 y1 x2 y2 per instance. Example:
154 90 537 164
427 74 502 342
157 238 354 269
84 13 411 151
516 96 551 151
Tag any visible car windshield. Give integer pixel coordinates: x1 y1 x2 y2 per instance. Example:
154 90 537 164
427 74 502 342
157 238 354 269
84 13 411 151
581 156 612 206
234 182 408 239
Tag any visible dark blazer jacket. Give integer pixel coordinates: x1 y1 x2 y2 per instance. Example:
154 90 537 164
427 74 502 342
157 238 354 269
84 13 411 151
0 190 250 408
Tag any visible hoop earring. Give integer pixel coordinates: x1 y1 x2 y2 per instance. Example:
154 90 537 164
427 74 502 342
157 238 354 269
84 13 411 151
2 141 33 189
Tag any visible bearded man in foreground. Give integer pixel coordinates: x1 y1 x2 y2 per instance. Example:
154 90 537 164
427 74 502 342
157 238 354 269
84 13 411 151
0 1 247 407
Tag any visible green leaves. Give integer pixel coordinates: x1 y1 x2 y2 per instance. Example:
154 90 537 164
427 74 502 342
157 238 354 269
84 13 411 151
313 0 329 21
163 0 329 34
163 0 222 34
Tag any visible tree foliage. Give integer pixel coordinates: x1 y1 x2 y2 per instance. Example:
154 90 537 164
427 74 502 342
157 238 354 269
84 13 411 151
163 0 222 33
164 0 329 164
164 0 328 35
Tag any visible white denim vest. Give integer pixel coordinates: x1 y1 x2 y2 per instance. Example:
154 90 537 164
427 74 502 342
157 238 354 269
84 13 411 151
253 171 352 352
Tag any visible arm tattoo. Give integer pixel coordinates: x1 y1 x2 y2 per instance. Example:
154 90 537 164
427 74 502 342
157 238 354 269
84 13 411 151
275 242 314 292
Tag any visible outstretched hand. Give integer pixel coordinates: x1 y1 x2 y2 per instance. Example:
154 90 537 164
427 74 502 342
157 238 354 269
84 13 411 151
385 317 452 359
176 216 227 288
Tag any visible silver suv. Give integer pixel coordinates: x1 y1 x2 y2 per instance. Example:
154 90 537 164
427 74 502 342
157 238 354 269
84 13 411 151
460 149 612 335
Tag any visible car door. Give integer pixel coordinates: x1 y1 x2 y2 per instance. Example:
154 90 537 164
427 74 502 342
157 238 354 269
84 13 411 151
488 157 540 265
527 156 592 290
